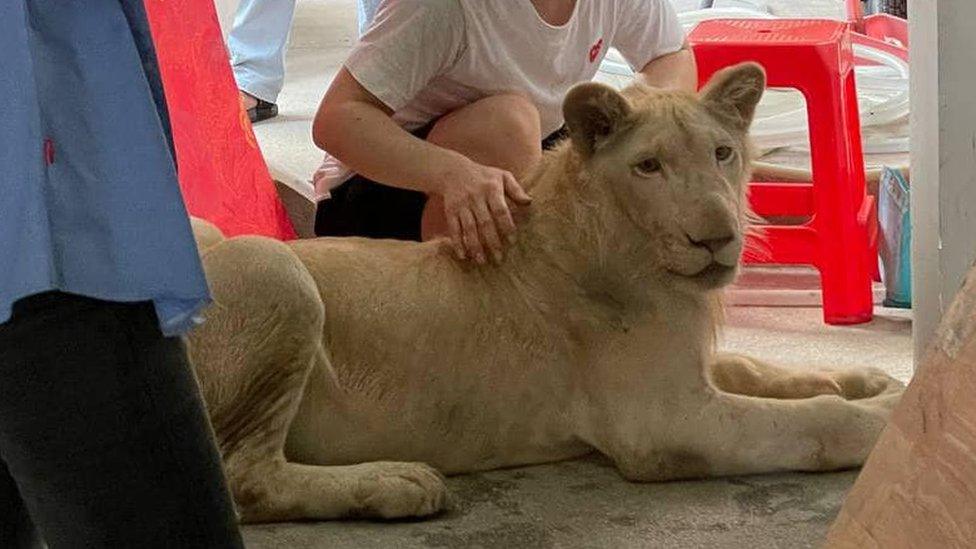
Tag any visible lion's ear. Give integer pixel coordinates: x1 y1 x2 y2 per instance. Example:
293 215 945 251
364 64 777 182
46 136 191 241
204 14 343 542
563 82 633 157
700 62 766 133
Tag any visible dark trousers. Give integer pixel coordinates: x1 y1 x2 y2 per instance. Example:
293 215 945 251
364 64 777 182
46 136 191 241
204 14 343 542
315 124 436 241
0 292 244 549
315 125 569 240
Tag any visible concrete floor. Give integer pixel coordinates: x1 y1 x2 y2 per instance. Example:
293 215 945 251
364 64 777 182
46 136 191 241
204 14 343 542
213 1 913 546
245 458 859 549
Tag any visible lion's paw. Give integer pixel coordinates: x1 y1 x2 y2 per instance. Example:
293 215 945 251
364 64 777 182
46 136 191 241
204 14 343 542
831 367 905 401
794 374 844 398
351 462 449 519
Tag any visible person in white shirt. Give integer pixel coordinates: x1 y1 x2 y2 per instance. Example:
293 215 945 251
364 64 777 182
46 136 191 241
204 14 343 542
313 0 696 264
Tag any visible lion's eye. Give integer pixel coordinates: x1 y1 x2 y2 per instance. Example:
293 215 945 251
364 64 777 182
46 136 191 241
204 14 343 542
715 146 734 163
634 158 662 176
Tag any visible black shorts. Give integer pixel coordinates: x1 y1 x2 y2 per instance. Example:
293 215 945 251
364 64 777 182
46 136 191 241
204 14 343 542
314 125 569 241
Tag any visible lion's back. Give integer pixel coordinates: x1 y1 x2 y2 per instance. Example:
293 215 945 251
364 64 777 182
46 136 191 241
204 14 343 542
287 236 488 375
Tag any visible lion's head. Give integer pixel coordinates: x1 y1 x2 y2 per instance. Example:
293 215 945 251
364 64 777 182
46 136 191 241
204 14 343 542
560 63 765 292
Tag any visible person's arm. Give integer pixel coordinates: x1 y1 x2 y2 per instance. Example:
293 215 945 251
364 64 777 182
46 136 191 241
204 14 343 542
312 69 530 264
635 44 698 92
612 0 695 91
313 68 457 199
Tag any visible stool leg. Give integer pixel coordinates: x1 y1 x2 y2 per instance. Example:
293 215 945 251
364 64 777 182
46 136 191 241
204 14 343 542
808 73 874 325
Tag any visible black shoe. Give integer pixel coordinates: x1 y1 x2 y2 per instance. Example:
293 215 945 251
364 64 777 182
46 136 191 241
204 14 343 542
247 98 278 123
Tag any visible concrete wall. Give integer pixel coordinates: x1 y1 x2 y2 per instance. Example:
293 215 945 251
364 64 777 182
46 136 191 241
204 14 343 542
911 0 976 363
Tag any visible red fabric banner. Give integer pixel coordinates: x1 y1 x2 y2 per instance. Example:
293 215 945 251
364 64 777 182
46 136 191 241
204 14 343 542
144 0 296 240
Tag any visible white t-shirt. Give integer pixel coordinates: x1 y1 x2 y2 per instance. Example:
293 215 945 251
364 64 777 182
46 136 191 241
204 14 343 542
313 0 686 200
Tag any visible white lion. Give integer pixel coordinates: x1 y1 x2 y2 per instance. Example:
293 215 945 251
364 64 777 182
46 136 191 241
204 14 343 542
186 63 903 523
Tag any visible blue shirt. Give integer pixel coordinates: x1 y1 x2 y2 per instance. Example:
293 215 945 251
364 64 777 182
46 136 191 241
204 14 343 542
1 0 210 336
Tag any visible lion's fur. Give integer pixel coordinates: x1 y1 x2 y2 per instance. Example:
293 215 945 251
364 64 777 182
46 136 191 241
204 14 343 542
190 215 226 252
185 64 904 523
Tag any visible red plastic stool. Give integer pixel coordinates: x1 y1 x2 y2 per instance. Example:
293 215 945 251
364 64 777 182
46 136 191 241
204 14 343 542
689 20 877 325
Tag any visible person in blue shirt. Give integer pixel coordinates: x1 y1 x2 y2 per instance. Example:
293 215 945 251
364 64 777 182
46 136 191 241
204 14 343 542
0 1 244 547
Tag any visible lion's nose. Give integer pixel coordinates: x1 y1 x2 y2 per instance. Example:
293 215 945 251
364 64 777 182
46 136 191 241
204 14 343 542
690 234 735 254
686 230 741 267
690 234 740 266
681 193 742 265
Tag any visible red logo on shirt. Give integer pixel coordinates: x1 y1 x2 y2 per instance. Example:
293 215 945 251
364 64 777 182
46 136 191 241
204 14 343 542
589 38 604 63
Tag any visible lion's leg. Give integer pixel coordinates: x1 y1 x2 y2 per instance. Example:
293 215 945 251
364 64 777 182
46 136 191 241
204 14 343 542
611 374 903 482
709 353 895 400
189 216 226 252
187 237 447 522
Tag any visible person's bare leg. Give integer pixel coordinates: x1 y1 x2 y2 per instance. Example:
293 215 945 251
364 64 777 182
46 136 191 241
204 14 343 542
421 94 543 240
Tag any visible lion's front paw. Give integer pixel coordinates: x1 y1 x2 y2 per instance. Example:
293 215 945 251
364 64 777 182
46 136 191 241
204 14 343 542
831 367 905 401
793 374 844 398
352 462 449 519
833 368 905 400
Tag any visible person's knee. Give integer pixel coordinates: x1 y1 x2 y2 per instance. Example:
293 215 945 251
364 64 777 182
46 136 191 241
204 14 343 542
475 93 542 147
428 93 542 176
